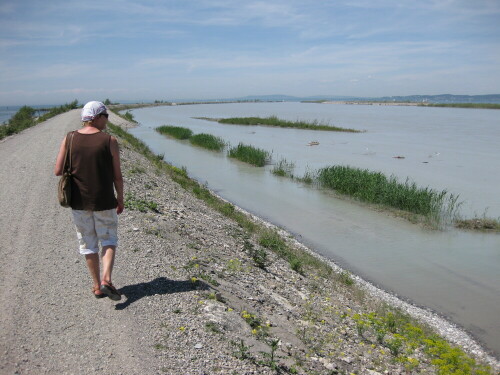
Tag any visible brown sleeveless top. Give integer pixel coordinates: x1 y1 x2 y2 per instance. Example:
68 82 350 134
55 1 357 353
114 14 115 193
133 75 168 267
69 131 118 211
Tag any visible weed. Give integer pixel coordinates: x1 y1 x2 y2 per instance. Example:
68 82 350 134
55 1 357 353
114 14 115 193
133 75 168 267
272 158 295 177
385 335 404 356
455 211 500 232
226 258 244 273
156 125 193 139
243 240 269 269
241 310 269 338
205 321 222 334
230 339 253 360
258 338 281 370
219 116 362 132
124 192 159 212
316 165 461 226
337 270 354 286
123 111 135 122
189 133 226 151
228 143 271 167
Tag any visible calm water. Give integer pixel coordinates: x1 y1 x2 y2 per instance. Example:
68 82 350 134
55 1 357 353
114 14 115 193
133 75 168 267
127 102 500 356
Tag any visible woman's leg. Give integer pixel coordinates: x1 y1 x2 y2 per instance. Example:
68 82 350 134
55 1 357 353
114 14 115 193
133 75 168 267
101 245 115 283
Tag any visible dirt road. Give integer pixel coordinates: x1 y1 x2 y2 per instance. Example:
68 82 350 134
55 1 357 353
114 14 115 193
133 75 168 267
0 110 159 374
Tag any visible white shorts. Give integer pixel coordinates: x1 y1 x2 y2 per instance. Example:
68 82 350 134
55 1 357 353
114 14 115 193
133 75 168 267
72 209 118 255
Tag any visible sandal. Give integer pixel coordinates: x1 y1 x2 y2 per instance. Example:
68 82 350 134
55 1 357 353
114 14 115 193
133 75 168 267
100 281 122 301
93 286 106 299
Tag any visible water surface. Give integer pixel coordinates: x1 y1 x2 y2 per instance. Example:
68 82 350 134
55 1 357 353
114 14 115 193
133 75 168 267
128 102 500 356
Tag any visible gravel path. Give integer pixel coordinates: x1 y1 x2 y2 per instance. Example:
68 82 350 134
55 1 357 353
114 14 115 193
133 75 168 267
1 110 498 375
0 110 160 374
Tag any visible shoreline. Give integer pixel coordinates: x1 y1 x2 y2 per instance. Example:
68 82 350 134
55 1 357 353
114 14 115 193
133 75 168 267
110 111 499 370
214 192 500 367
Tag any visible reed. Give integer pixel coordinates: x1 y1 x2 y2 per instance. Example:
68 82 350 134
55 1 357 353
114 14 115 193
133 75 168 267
156 125 193 139
272 158 295 177
455 216 500 232
189 133 226 151
228 143 270 167
219 116 361 132
316 165 460 224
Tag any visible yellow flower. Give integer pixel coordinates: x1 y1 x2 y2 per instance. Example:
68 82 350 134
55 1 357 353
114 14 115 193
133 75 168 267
179 326 186 331
251 329 258 335
228 308 233 312
191 277 198 283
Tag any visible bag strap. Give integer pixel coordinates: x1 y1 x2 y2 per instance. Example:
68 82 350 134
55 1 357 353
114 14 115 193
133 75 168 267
63 131 75 174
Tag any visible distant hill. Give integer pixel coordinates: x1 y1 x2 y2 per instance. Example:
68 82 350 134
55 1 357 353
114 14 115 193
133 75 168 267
129 94 500 105
227 94 500 104
372 94 500 104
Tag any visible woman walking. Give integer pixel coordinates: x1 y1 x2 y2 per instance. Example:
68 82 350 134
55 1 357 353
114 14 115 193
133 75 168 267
54 101 124 300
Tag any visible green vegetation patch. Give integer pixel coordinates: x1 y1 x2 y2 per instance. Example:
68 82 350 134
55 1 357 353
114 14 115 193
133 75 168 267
156 125 193 140
228 143 270 167
124 192 159 212
455 217 500 232
219 115 362 132
189 133 226 151
1 100 79 140
316 165 460 224
351 311 493 374
272 158 295 177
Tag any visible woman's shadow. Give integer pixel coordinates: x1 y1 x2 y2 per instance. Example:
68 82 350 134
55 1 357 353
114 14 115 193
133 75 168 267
115 277 209 310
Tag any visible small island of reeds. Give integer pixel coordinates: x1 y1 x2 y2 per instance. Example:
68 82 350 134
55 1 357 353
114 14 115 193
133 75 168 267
228 143 271 167
156 125 193 139
217 116 362 132
156 126 226 152
311 165 460 227
189 133 226 151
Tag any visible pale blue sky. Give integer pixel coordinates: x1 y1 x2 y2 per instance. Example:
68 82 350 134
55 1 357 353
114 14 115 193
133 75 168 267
1 0 499 105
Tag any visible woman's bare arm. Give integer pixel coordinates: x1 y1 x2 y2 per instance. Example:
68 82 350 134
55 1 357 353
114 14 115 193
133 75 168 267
54 137 67 176
110 136 124 214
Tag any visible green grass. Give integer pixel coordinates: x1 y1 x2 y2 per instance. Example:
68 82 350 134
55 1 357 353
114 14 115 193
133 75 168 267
272 158 295 177
218 115 362 132
124 192 159 212
36 100 79 123
316 165 460 225
122 111 135 122
156 125 193 139
0 100 79 140
228 143 270 167
189 133 226 151
351 310 492 374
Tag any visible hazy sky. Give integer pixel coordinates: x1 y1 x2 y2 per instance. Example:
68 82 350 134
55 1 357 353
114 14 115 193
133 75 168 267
1 0 499 105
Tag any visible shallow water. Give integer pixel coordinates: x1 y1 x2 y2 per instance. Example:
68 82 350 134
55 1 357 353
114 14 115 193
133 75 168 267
128 102 500 356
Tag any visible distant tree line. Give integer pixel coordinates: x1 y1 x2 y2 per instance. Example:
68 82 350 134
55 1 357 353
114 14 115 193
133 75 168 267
0 100 79 140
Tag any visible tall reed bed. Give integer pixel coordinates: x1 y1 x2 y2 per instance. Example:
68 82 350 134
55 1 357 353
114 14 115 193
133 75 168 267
219 115 361 132
228 143 270 167
189 133 226 151
156 125 193 139
316 165 460 225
